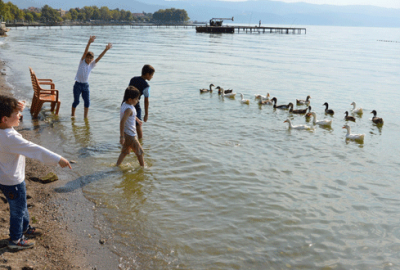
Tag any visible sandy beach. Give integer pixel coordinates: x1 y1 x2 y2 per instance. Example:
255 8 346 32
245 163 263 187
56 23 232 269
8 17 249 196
0 60 118 269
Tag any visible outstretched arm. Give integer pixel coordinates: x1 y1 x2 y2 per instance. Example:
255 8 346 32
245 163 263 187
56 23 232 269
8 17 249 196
81 36 96 61
95 43 112 63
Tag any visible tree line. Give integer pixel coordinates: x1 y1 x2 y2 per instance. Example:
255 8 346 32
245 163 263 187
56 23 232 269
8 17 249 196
0 1 190 23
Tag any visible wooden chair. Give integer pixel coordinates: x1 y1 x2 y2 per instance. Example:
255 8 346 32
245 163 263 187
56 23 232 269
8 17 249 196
29 67 61 118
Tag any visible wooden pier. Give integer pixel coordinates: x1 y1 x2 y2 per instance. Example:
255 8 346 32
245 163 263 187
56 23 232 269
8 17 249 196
235 26 306 34
196 25 306 34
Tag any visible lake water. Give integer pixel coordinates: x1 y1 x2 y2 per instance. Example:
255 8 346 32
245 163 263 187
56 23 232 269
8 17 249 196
1 24 400 269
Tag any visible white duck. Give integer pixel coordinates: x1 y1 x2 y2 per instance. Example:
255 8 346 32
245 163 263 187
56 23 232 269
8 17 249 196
238 93 250 104
254 93 270 101
220 91 236 98
342 124 365 141
350 102 363 115
310 112 332 127
284 119 314 130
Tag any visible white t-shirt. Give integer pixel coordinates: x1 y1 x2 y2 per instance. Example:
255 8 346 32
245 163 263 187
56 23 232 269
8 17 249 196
75 59 97 83
0 128 61 186
120 102 137 137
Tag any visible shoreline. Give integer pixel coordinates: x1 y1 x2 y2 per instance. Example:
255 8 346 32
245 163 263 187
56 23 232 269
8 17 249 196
0 59 119 269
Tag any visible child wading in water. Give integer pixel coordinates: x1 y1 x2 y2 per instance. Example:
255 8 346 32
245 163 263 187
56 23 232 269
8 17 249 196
116 86 144 167
0 95 71 249
71 36 112 119
128 64 155 139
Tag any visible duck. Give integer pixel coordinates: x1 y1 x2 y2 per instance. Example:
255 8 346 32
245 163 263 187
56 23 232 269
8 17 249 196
323 102 334 115
200 84 214 93
284 119 314 130
238 93 250 104
288 103 308 114
296 95 311 105
305 106 313 118
371 110 384 125
271 97 290 109
259 97 273 105
216 86 233 94
344 111 356 122
254 93 270 100
310 112 332 127
342 124 365 141
350 102 363 115
220 90 236 98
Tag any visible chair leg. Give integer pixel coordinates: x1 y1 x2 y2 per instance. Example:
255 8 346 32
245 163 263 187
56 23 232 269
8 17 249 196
50 101 56 112
55 101 61 115
32 101 43 118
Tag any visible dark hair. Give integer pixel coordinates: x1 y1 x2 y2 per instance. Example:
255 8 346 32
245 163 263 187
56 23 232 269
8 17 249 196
86 51 94 58
141 64 155 76
121 86 140 105
0 95 18 121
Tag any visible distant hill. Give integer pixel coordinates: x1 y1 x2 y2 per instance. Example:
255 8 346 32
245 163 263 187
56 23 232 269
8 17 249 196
10 0 400 27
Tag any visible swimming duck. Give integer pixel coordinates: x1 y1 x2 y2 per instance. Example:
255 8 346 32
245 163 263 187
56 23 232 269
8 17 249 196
342 124 364 141
296 95 311 105
254 93 270 100
288 103 308 114
305 106 313 118
200 84 214 93
350 102 363 115
323 102 334 115
216 86 233 94
259 97 273 105
284 119 313 130
238 93 250 104
371 110 384 125
271 97 290 109
344 111 356 122
310 112 332 127
220 90 236 98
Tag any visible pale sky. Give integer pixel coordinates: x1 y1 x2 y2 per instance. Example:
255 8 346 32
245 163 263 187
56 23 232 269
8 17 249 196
218 0 400 9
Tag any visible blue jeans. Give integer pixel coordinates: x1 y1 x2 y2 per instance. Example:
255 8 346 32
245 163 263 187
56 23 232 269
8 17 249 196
0 181 29 241
72 81 90 108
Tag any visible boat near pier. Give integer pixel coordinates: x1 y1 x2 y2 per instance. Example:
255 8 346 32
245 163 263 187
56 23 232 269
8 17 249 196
196 17 306 34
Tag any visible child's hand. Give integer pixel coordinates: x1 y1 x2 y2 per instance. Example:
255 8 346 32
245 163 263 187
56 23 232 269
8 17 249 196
59 157 72 169
136 118 142 126
120 136 125 145
89 36 96 43
17 101 26 112
106 43 112 50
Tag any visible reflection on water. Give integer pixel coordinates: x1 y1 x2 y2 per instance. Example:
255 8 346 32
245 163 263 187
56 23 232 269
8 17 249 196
71 118 92 147
3 25 400 269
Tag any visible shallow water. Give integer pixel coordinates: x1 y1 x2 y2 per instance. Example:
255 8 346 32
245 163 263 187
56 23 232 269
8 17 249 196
1 24 400 269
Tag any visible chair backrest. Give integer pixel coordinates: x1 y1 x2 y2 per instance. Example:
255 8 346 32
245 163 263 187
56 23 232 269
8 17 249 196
29 67 40 98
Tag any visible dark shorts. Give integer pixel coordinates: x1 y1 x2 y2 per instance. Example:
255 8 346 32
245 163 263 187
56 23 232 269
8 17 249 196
135 104 142 124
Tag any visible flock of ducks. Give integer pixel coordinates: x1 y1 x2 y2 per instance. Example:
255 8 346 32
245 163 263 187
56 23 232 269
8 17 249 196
199 84 385 142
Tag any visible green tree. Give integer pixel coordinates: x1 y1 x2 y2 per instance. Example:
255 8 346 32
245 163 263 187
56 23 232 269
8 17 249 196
41 5 61 22
62 12 72 21
153 8 189 23
82 6 93 20
69 8 78 21
92 6 100 20
99 6 111 21
0 1 12 21
24 12 33 22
